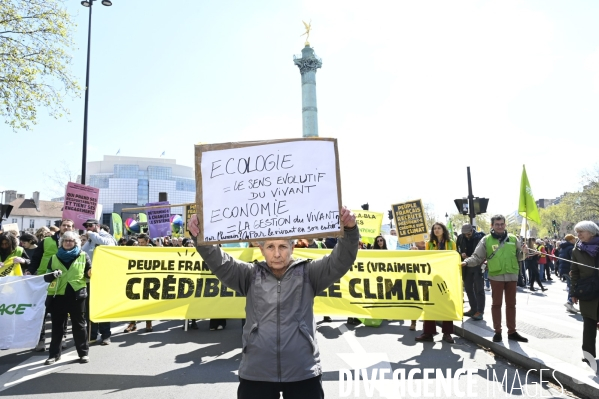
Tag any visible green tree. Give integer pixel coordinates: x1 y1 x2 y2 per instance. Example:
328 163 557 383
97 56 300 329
1 0 79 131
423 202 437 234
538 192 584 237
447 213 490 234
580 165 599 220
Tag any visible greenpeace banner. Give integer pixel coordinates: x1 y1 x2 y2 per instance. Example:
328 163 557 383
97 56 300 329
0 258 22 277
90 247 463 322
0 276 47 349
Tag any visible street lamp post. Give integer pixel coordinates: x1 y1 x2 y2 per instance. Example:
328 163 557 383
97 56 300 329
80 0 112 185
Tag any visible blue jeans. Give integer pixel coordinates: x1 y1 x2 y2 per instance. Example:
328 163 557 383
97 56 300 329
484 269 490 288
463 266 486 313
540 264 546 281
86 283 111 340
519 261 527 285
563 273 572 303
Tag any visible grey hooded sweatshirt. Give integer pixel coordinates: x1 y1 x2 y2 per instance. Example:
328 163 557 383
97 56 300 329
194 227 359 383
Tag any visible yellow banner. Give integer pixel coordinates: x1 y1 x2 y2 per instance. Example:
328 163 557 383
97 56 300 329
90 247 463 322
352 210 384 245
0 258 22 277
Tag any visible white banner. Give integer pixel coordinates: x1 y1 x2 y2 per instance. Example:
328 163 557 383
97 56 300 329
0 276 47 350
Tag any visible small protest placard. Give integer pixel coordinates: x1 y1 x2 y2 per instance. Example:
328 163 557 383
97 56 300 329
184 204 197 238
195 138 342 244
62 182 100 230
353 210 383 246
1 223 18 233
146 201 171 238
392 199 429 245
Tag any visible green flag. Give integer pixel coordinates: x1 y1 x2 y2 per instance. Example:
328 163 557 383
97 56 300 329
518 165 541 225
111 213 123 241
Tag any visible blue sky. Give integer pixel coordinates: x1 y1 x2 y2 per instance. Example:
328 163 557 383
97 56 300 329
3 0 599 223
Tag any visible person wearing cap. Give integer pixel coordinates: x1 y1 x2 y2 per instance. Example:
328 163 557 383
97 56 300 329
559 234 577 313
81 218 116 345
456 224 486 320
461 214 529 343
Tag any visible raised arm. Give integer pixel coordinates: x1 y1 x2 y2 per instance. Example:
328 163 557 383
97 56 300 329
308 225 359 294
194 244 253 295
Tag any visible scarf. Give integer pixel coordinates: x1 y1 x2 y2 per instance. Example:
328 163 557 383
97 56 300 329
490 229 508 242
56 246 81 264
576 236 599 258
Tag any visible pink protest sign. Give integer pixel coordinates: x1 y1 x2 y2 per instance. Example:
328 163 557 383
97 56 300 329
62 182 100 230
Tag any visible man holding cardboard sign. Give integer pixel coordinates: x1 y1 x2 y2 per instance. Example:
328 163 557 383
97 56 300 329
188 206 358 399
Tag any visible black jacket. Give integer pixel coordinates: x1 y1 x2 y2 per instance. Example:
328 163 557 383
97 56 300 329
456 231 485 263
558 241 574 276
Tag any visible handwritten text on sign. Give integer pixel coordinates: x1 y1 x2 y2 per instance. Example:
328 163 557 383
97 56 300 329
198 139 341 243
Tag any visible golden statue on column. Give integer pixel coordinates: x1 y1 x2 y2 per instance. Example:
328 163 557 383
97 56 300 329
300 20 312 46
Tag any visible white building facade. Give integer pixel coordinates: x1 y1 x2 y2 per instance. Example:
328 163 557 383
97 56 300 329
86 155 195 224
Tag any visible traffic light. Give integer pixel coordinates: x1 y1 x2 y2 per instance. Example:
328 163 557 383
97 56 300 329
388 210 393 220
454 199 468 215
0 204 13 220
454 198 488 216
552 220 557 228
361 203 369 211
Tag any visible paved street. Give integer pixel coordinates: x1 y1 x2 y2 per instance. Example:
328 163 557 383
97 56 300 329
0 281 587 399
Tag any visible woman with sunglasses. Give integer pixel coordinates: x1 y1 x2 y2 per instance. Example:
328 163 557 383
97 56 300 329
43 231 92 365
372 235 388 250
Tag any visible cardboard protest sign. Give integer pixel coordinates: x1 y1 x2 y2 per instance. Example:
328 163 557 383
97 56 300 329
184 204 197 238
145 201 171 238
1 223 18 233
195 138 342 244
353 210 383 245
62 182 100 230
392 199 429 245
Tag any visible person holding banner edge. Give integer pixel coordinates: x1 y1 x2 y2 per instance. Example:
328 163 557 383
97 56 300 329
0 232 30 277
27 219 75 352
82 218 116 345
415 222 457 344
456 224 486 321
188 206 358 399
461 214 529 343
43 231 92 365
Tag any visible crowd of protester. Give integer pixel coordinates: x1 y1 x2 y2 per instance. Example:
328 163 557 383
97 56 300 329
1 215 598 371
